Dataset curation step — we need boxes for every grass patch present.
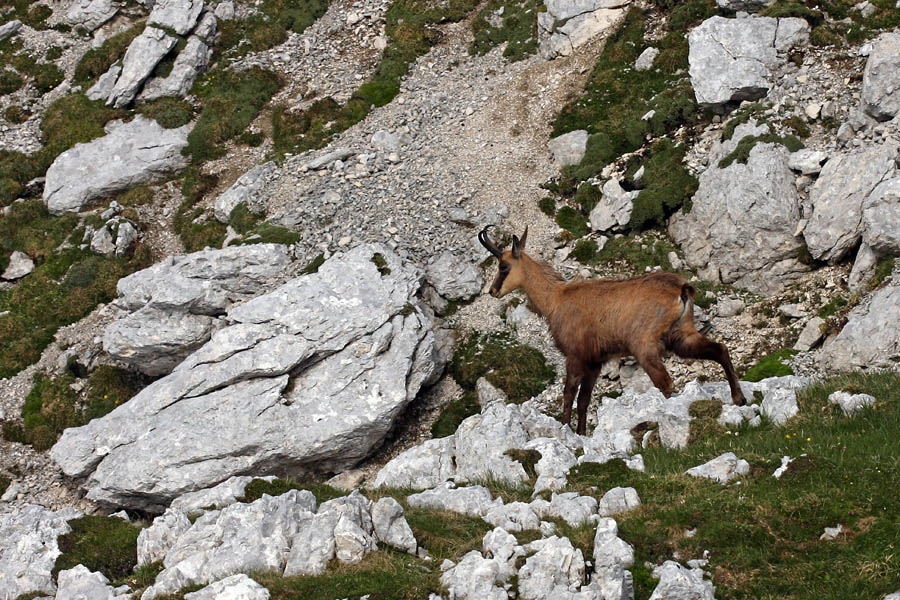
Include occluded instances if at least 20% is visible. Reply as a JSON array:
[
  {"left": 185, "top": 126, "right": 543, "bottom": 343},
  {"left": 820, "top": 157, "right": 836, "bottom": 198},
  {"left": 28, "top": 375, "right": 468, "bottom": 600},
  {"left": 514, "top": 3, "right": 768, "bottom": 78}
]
[
  {"left": 185, "top": 67, "right": 283, "bottom": 163},
  {"left": 600, "top": 371, "right": 900, "bottom": 600},
  {"left": 628, "top": 138, "right": 697, "bottom": 230},
  {"left": 817, "top": 296, "right": 848, "bottom": 320},
  {"left": 217, "top": 0, "right": 327, "bottom": 58},
  {"left": 555, "top": 205, "right": 589, "bottom": 238},
  {"left": 0, "top": 474, "right": 9, "bottom": 497},
  {"left": 742, "top": 348, "right": 799, "bottom": 382},
  {"left": 469, "top": 0, "right": 540, "bottom": 62},
  {"left": 0, "top": 199, "right": 78, "bottom": 270},
  {"left": 449, "top": 331, "right": 555, "bottom": 403},
  {"left": 54, "top": 516, "right": 141, "bottom": 581},
  {"left": 718, "top": 133, "right": 804, "bottom": 169},
  {"left": 301, "top": 252, "right": 326, "bottom": 274},
  {"left": 85, "top": 365, "right": 145, "bottom": 421},
  {"left": 137, "top": 97, "right": 195, "bottom": 129},
  {"left": 430, "top": 391, "right": 479, "bottom": 438},
  {"left": 4, "top": 104, "right": 30, "bottom": 122},
  {"left": 0, "top": 245, "right": 151, "bottom": 379},
  {"left": 0, "top": 0, "right": 53, "bottom": 29},
  {"left": 175, "top": 167, "right": 226, "bottom": 251},
  {"left": 571, "top": 231, "right": 675, "bottom": 273},
  {"left": 721, "top": 103, "right": 766, "bottom": 141},
  {"left": 405, "top": 507, "right": 492, "bottom": 561},
  {"left": 239, "top": 478, "right": 346, "bottom": 504},
  {"left": 538, "top": 196, "right": 556, "bottom": 217},
  {"left": 228, "top": 203, "right": 301, "bottom": 246},
  {"left": 867, "top": 255, "right": 895, "bottom": 291},
  {"left": 271, "top": 0, "right": 477, "bottom": 156}
]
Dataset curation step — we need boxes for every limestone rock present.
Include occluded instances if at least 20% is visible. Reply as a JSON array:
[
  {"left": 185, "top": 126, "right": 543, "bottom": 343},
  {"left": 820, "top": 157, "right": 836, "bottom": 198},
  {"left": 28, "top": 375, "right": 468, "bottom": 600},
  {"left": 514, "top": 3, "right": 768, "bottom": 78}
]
[
  {"left": 214, "top": 163, "right": 276, "bottom": 223},
  {"left": 0, "top": 505, "right": 82, "bottom": 599},
  {"left": 538, "top": 0, "right": 629, "bottom": 60},
  {"left": 828, "top": 391, "right": 876, "bottom": 416},
  {"left": 635, "top": 47, "right": 658, "bottom": 71},
  {"left": 793, "top": 317, "right": 825, "bottom": 351},
  {"left": 598, "top": 487, "right": 641, "bottom": 516},
  {"left": 373, "top": 436, "right": 456, "bottom": 489},
  {"left": 761, "top": 388, "right": 798, "bottom": 426},
  {"left": 86, "top": 65, "right": 121, "bottom": 101},
  {"left": 65, "top": 0, "right": 117, "bottom": 31},
  {"left": 182, "top": 574, "right": 270, "bottom": 600},
  {"left": 140, "top": 35, "right": 211, "bottom": 101},
  {"left": 526, "top": 437, "right": 578, "bottom": 495},
  {"left": 371, "top": 497, "right": 417, "bottom": 554},
  {"left": 589, "top": 178, "right": 639, "bottom": 232},
  {"left": 787, "top": 149, "right": 828, "bottom": 175},
  {"left": 688, "top": 16, "right": 809, "bottom": 109},
  {"left": 518, "top": 536, "right": 585, "bottom": 600},
  {"left": 407, "top": 483, "right": 500, "bottom": 518},
  {"left": 2, "top": 250, "right": 34, "bottom": 280},
  {"left": 107, "top": 27, "right": 179, "bottom": 108},
  {"left": 170, "top": 475, "right": 275, "bottom": 516},
  {"left": 137, "top": 508, "right": 192, "bottom": 566},
  {"left": 861, "top": 32, "right": 900, "bottom": 121},
  {"left": 483, "top": 502, "right": 541, "bottom": 532},
  {"left": 649, "top": 561, "right": 715, "bottom": 600},
  {"left": 282, "top": 513, "right": 338, "bottom": 577},
  {"left": 56, "top": 565, "right": 131, "bottom": 600},
  {"left": 454, "top": 401, "right": 531, "bottom": 485},
  {"left": 669, "top": 140, "right": 807, "bottom": 295},
  {"left": 685, "top": 452, "right": 750, "bottom": 483},
  {"left": 371, "top": 130, "right": 401, "bottom": 152},
  {"left": 819, "top": 281, "right": 900, "bottom": 371},
  {"left": 44, "top": 116, "right": 189, "bottom": 215},
  {"left": 531, "top": 492, "right": 598, "bottom": 527},
  {"left": 804, "top": 143, "right": 898, "bottom": 264},
  {"left": 148, "top": 0, "right": 205, "bottom": 35},
  {"left": 548, "top": 130, "right": 589, "bottom": 166},
  {"left": 52, "top": 245, "right": 441, "bottom": 509},
  {"left": 0, "top": 20, "right": 22, "bottom": 42},
  {"left": 715, "top": 0, "right": 775, "bottom": 11},
  {"left": 862, "top": 177, "right": 900, "bottom": 255},
  {"left": 425, "top": 250, "right": 484, "bottom": 301},
  {"left": 440, "top": 550, "right": 508, "bottom": 600}
]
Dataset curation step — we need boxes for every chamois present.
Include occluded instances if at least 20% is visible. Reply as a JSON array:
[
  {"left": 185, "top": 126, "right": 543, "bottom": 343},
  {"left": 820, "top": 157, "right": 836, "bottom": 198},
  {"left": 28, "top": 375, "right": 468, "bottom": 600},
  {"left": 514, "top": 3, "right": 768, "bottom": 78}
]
[{"left": 479, "top": 225, "right": 746, "bottom": 435}]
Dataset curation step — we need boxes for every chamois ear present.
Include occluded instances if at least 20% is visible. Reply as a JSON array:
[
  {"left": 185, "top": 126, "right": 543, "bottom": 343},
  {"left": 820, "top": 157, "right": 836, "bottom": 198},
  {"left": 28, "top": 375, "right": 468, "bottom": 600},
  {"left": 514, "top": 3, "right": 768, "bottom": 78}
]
[{"left": 512, "top": 226, "right": 528, "bottom": 258}]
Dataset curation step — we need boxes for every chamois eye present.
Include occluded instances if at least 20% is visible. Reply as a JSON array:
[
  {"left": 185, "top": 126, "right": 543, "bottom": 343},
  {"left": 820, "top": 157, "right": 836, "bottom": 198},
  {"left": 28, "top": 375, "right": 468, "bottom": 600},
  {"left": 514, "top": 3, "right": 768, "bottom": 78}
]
[{"left": 499, "top": 263, "right": 510, "bottom": 273}]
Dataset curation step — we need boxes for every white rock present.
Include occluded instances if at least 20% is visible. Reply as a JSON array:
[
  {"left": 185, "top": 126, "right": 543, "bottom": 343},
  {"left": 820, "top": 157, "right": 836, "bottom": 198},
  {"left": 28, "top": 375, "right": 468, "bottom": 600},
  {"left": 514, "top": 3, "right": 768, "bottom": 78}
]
[
  {"left": 828, "top": 391, "right": 875, "bottom": 416},
  {"left": 685, "top": 452, "right": 750, "bottom": 483},
  {"left": 598, "top": 487, "right": 641, "bottom": 516},
  {"left": 2, "top": 251, "right": 34, "bottom": 280},
  {"left": 407, "top": 483, "right": 500, "bottom": 518},
  {"left": 547, "top": 129, "right": 589, "bottom": 166},
  {"left": 649, "top": 561, "right": 715, "bottom": 600},
  {"left": 760, "top": 388, "right": 799, "bottom": 426},
  {"left": 183, "top": 574, "right": 269, "bottom": 600}
]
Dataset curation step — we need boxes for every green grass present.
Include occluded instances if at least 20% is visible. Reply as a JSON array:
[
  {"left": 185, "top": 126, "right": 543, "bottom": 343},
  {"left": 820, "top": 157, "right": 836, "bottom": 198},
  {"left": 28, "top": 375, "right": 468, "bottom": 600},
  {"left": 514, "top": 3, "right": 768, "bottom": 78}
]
[
  {"left": 137, "top": 97, "right": 195, "bottom": 129},
  {"left": 271, "top": 0, "right": 477, "bottom": 156},
  {"left": 185, "top": 67, "right": 283, "bottom": 163},
  {"left": 718, "top": 133, "right": 804, "bottom": 169},
  {"left": 217, "top": 0, "right": 327, "bottom": 58},
  {"left": 174, "top": 167, "right": 226, "bottom": 251},
  {"left": 555, "top": 205, "right": 589, "bottom": 237},
  {"left": 54, "top": 516, "right": 141, "bottom": 581},
  {"left": 84, "top": 365, "right": 145, "bottom": 421},
  {"left": 571, "top": 231, "right": 676, "bottom": 273},
  {"left": 568, "top": 371, "right": 900, "bottom": 599},
  {"left": 0, "top": 245, "right": 151, "bottom": 379},
  {"left": 0, "top": 199, "right": 78, "bottom": 272},
  {"left": 627, "top": 138, "right": 697, "bottom": 230},
  {"left": 817, "top": 296, "right": 848, "bottom": 319},
  {"left": 0, "top": 0, "right": 53, "bottom": 29},
  {"left": 239, "top": 478, "right": 346, "bottom": 504},
  {"left": 228, "top": 203, "right": 301, "bottom": 246},
  {"left": 3, "top": 104, "right": 30, "bottom": 122},
  {"left": 449, "top": 331, "right": 555, "bottom": 403},
  {"left": 469, "top": 0, "right": 540, "bottom": 62},
  {"left": 0, "top": 474, "right": 9, "bottom": 497},
  {"left": 431, "top": 391, "right": 479, "bottom": 438},
  {"left": 742, "top": 349, "right": 799, "bottom": 382}
]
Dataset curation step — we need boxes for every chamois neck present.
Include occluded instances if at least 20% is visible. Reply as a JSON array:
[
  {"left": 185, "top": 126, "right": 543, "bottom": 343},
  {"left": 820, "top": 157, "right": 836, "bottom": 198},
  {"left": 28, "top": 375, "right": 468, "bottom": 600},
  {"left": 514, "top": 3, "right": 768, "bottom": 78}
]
[{"left": 518, "top": 254, "right": 562, "bottom": 318}]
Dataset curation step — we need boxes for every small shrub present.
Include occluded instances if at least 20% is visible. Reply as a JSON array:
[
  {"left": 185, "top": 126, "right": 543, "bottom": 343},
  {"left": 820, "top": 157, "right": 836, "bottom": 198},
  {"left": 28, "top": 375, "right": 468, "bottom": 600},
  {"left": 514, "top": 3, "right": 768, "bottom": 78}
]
[
  {"left": 629, "top": 139, "right": 697, "bottom": 229},
  {"left": 54, "top": 516, "right": 140, "bottom": 580},
  {"left": 555, "top": 205, "right": 589, "bottom": 238},
  {"left": 742, "top": 348, "right": 799, "bottom": 382},
  {"left": 538, "top": 196, "right": 556, "bottom": 217},
  {"left": 85, "top": 365, "right": 144, "bottom": 421},
  {"left": 31, "top": 63, "right": 63, "bottom": 94},
  {"left": 175, "top": 168, "right": 225, "bottom": 251},
  {"left": 573, "top": 233, "right": 676, "bottom": 273},
  {"left": 573, "top": 183, "right": 601, "bottom": 214}
]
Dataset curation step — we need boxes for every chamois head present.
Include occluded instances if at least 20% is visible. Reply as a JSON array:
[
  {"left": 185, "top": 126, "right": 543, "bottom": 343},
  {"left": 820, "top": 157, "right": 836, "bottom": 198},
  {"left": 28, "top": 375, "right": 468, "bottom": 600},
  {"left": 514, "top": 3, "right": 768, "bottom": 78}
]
[{"left": 479, "top": 225, "right": 528, "bottom": 298}]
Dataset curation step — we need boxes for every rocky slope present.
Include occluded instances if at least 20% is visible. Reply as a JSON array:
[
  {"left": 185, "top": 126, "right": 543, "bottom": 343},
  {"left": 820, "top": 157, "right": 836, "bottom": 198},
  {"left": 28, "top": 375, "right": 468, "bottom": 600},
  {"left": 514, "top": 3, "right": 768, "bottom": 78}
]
[{"left": 1, "top": 0, "right": 900, "bottom": 597}]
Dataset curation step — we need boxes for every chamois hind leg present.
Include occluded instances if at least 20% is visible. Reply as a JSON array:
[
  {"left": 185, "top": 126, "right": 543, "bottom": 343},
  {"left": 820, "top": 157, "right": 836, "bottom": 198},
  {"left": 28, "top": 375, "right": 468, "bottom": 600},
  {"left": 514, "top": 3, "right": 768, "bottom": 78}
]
[
  {"left": 672, "top": 331, "right": 746, "bottom": 406},
  {"left": 575, "top": 367, "right": 600, "bottom": 435},
  {"left": 634, "top": 348, "right": 674, "bottom": 398},
  {"left": 561, "top": 358, "right": 584, "bottom": 430}
]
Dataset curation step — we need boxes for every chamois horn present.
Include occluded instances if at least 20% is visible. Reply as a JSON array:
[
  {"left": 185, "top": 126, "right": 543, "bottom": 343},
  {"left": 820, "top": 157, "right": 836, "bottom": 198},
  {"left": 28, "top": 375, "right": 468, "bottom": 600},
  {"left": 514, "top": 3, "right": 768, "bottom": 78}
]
[{"left": 478, "top": 225, "right": 503, "bottom": 259}]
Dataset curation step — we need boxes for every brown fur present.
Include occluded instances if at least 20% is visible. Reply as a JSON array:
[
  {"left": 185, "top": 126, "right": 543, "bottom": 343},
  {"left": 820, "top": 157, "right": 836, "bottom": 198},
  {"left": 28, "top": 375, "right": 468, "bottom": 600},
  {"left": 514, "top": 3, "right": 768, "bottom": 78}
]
[{"left": 486, "top": 230, "right": 746, "bottom": 435}]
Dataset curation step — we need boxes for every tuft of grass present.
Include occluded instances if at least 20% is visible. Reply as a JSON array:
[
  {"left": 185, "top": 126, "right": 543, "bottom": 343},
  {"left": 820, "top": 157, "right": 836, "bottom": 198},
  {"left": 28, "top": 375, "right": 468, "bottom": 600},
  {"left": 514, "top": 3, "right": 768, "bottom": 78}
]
[
  {"left": 73, "top": 22, "right": 145, "bottom": 88},
  {"left": 469, "top": 0, "right": 540, "bottom": 62},
  {"left": 538, "top": 196, "right": 556, "bottom": 217},
  {"left": 405, "top": 507, "right": 492, "bottom": 562},
  {"left": 17, "top": 373, "right": 80, "bottom": 451},
  {"left": 449, "top": 331, "right": 555, "bottom": 404},
  {"left": 604, "top": 371, "right": 900, "bottom": 600},
  {"left": 4, "top": 104, "right": 30, "bottom": 122},
  {"left": 0, "top": 474, "right": 9, "bottom": 497},
  {"left": 742, "top": 348, "right": 799, "bottom": 382},
  {"left": 185, "top": 67, "right": 283, "bottom": 163},
  {"left": 817, "top": 296, "right": 848, "bottom": 320},
  {"left": 85, "top": 365, "right": 144, "bottom": 421},
  {"left": 867, "top": 255, "right": 895, "bottom": 291},
  {"left": 628, "top": 138, "right": 697, "bottom": 230},
  {"left": 137, "top": 97, "right": 195, "bottom": 129},
  {"left": 721, "top": 103, "right": 765, "bottom": 141},
  {"left": 228, "top": 203, "right": 301, "bottom": 246},
  {"left": 555, "top": 205, "right": 589, "bottom": 238},
  {"left": 0, "top": 0, "right": 53, "bottom": 29},
  {"left": 54, "top": 516, "right": 141, "bottom": 581},
  {"left": 572, "top": 232, "right": 675, "bottom": 273},
  {"left": 0, "top": 200, "right": 78, "bottom": 269},
  {"left": 0, "top": 67, "right": 24, "bottom": 95},
  {"left": 300, "top": 252, "right": 326, "bottom": 275},
  {"left": 239, "top": 478, "right": 346, "bottom": 504},
  {"left": 718, "top": 133, "right": 804, "bottom": 169},
  {"left": 174, "top": 167, "right": 225, "bottom": 251},
  {"left": 431, "top": 391, "right": 479, "bottom": 438}
]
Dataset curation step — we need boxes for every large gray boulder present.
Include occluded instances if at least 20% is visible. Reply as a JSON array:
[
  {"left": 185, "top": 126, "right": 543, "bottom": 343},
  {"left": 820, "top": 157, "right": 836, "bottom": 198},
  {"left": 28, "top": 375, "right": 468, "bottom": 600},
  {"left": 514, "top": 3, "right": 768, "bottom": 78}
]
[
  {"left": 65, "top": 0, "right": 117, "bottom": 31},
  {"left": 52, "top": 245, "right": 443, "bottom": 509},
  {"left": 44, "top": 116, "right": 190, "bottom": 215},
  {"left": 548, "top": 130, "right": 589, "bottom": 166},
  {"left": 425, "top": 250, "right": 484, "bottom": 301},
  {"left": 804, "top": 143, "right": 898, "bottom": 263},
  {"left": 148, "top": 0, "right": 205, "bottom": 35},
  {"left": 0, "top": 505, "right": 82, "bottom": 599},
  {"left": 861, "top": 32, "right": 900, "bottom": 121},
  {"left": 862, "top": 177, "right": 900, "bottom": 255},
  {"left": 669, "top": 136, "right": 807, "bottom": 295},
  {"left": 56, "top": 565, "right": 132, "bottom": 600},
  {"left": 819, "top": 280, "right": 900, "bottom": 371},
  {"left": 688, "top": 16, "right": 809, "bottom": 109},
  {"left": 538, "top": 0, "right": 630, "bottom": 60},
  {"left": 107, "top": 27, "right": 179, "bottom": 108},
  {"left": 102, "top": 244, "right": 291, "bottom": 375}
]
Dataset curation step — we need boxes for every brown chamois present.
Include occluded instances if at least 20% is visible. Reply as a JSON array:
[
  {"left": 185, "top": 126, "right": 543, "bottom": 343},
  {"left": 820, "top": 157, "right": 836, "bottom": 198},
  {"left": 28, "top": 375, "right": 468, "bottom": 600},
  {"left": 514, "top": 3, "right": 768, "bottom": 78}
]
[{"left": 479, "top": 225, "right": 746, "bottom": 435}]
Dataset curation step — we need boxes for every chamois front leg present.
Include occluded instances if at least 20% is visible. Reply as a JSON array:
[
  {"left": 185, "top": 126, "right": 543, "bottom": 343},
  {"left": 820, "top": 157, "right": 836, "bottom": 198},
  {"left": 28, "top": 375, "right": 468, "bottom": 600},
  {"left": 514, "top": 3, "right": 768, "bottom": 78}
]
[
  {"left": 634, "top": 348, "right": 674, "bottom": 398},
  {"left": 561, "top": 358, "right": 584, "bottom": 430}
]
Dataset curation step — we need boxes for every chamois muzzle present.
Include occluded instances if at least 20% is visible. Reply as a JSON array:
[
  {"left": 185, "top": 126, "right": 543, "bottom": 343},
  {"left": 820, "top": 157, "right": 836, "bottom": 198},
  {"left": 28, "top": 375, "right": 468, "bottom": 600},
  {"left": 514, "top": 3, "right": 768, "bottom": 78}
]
[{"left": 478, "top": 225, "right": 503, "bottom": 259}]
